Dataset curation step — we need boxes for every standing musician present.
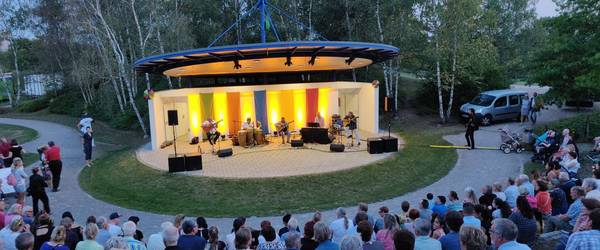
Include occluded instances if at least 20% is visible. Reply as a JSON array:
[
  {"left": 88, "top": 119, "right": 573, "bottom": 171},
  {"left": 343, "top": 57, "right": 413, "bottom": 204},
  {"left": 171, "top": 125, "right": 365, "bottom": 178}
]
[
  {"left": 344, "top": 111, "right": 360, "bottom": 146},
  {"left": 314, "top": 112, "right": 325, "bottom": 128},
  {"left": 202, "top": 118, "right": 221, "bottom": 153},
  {"left": 328, "top": 114, "right": 343, "bottom": 142},
  {"left": 275, "top": 117, "right": 292, "bottom": 144}
]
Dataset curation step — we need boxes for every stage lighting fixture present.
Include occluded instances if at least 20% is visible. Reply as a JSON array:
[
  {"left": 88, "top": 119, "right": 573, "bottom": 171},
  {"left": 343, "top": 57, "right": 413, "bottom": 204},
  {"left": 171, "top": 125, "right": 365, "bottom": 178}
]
[
  {"left": 284, "top": 56, "right": 293, "bottom": 66},
  {"left": 308, "top": 55, "right": 317, "bottom": 65},
  {"left": 233, "top": 59, "right": 242, "bottom": 69}
]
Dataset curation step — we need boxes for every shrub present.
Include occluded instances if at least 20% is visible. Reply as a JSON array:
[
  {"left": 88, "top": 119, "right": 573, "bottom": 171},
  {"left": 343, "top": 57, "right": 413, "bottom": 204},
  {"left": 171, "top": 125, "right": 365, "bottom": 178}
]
[{"left": 17, "top": 97, "right": 50, "bottom": 112}]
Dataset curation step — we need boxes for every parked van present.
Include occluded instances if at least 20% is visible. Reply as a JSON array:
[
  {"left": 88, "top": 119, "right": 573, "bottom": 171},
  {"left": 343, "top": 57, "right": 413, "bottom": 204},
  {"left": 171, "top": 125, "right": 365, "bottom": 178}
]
[{"left": 460, "top": 89, "right": 528, "bottom": 126}]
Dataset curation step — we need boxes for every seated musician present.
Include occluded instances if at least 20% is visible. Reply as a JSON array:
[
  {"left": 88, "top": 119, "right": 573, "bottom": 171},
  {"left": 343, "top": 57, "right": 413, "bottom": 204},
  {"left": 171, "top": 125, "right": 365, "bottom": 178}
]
[
  {"left": 275, "top": 117, "right": 291, "bottom": 144},
  {"left": 204, "top": 118, "right": 221, "bottom": 152},
  {"left": 314, "top": 112, "right": 325, "bottom": 128},
  {"left": 242, "top": 117, "right": 255, "bottom": 130},
  {"left": 344, "top": 111, "right": 360, "bottom": 146},
  {"left": 328, "top": 114, "right": 343, "bottom": 141}
]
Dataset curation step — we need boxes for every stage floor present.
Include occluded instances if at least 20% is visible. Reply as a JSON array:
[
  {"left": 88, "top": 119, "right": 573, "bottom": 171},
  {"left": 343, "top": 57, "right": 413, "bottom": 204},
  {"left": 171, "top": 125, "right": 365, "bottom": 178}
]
[{"left": 136, "top": 132, "right": 402, "bottom": 178}]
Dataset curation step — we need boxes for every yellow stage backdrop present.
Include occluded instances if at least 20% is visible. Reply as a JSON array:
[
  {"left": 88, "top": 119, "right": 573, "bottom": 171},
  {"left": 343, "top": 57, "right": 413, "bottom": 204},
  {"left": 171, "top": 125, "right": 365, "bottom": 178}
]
[
  {"left": 187, "top": 94, "right": 201, "bottom": 137},
  {"left": 213, "top": 92, "right": 229, "bottom": 135},
  {"left": 293, "top": 89, "right": 306, "bottom": 130},
  {"left": 279, "top": 90, "right": 294, "bottom": 129},
  {"left": 318, "top": 88, "right": 330, "bottom": 127},
  {"left": 240, "top": 92, "right": 255, "bottom": 124},
  {"left": 267, "top": 91, "right": 281, "bottom": 131}
]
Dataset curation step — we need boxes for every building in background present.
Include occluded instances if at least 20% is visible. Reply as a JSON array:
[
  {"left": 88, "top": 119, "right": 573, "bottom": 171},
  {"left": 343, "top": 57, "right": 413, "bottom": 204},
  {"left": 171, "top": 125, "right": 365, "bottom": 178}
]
[{"left": 23, "top": 74, "right": 64, "bottom": 96}]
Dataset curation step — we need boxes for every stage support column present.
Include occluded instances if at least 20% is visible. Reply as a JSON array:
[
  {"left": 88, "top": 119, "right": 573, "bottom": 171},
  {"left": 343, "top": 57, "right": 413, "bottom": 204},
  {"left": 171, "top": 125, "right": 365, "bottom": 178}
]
[
  {"left": 306, "top": 88, "right": 318, "bottom": 126},
  {"left": 148, "top": 97, "right": 159, "bottom": 150},
  {"left": 227, "top": 92, "right": 241, "bottom": 136},
  {"left": 359, "top": 83, "right": 379, "bottom": 134},
  {"left": 254, "top": 90, "right": 268, "bottom": 133},
  {"left": 328, "top": 89, "right": 339, "bottom": 123}
]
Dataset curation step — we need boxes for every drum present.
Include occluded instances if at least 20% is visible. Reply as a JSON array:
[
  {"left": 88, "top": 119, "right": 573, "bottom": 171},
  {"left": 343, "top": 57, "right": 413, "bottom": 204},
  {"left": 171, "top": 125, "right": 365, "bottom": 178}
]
[
  {"left": 245, "top": 128, "right": 255, "bottom": 145},
  {"left": 238, "top": 130, "right": 248, "bottom": 147},
  {"left": 254, "top": 129, "right": 264, "bottom": 145}
]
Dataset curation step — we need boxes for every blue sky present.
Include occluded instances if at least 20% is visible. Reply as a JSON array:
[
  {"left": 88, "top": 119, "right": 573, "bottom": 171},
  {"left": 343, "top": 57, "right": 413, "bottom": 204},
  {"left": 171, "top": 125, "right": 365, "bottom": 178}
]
[{"left": 535, "top": 0, "right": 558, "bottom": 18}]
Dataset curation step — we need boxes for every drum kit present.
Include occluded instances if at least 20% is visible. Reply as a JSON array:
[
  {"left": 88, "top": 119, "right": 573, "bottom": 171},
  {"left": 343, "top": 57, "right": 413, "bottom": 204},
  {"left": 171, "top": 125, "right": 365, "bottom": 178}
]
[{"left": 236, "top": 128, "right": 266, "bottom": 147}]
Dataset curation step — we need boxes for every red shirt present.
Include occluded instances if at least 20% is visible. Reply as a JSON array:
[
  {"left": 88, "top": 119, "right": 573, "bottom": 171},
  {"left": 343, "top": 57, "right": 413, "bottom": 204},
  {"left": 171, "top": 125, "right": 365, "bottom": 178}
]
[
  {"left": 45, "top": 146, "right": 61, "bottom": 161},
  {"left": 536, "top": 191, "right": 552, "bottom": 215},
  {"left": 0, "top": 143, "right": 10, "bottom": 157}
]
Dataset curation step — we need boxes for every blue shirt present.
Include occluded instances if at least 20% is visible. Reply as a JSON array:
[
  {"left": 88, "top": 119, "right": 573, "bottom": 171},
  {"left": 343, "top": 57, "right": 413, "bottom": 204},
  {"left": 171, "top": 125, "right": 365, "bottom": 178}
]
[
  {"left": 124, "top": 236, "right": 147, "bottom": 250},
  {"left": 462, "top": 216, "right": 481, "bottom": 229},
  {"left": 419, "top": 209, "right": 433, "bottom": 221},
  {"left": 505, "top": 185, "right": 519, "bottom": 208},
  {"left": 414, "top": 236, "right": 441, "bottom": 250},
  {"left": 566, "top": 230, "right": 600, "bottom": 250},
  {"left": 519, "top": 182, "right": 535, "bottom": 198},
  {"left": 446, "top": 201, "right": 462, "bottom": 212},
  {"left": 177, "top": 234, "right": 207, "bottom": 250},
  {"left": 316, "top": 240, "right": 339, "bottom": 250},
  {"left": 566, "top": 199, "right": 582, "bottom": 226},
  {"left": 550, "top": 188, "right": 568, "bottom": 216},
  {"left": 432, "top": 204, "right": 448, "bottom": 217},
  {"left": 439, "top": 232, "right": 460, "bottom": 250},
  {"left": 498, "top": 241, "right": 531, "bottom": 250},
  {"left": 96, "top": 229, "right": 111, "bottom": 246}
]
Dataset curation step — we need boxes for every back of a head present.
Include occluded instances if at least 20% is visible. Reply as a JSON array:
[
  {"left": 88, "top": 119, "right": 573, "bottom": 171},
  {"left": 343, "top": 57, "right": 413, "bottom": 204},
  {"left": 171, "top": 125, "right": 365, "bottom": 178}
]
[
  {"left": 393, "top": 230, "right": 415, "bottom": 250},
  {"left": 105, "top": 236, "right": 128, "bottom": 249},
  {"left": 426, "top": 193, "right": 434, "bottom": 200},
  {"left": 591, "top": 208, "right": 600, "bottom": 230},
  {"left": 287, "top": 217, "right": 299, "bottom": 231},
  {"left": 445, "top": 211, "right": 463, "bottom": 232},
  {"left": 463, "top": 202, "right": 475, "bottom": 215},
  {"left": 162, "top": 225, "right": 180, "bottom": 246},
  {"left": 420, "top": 199, "right": 429, "bottom": 209},
  {"left": 414, "top": 218, "right": 431, "bottom": 237},
  {"left": 313, "top": 222, "right": 332, "bottom": 243},
  {"left": 459, "top": 226, "right": 487, "bottom": 250},
  {"left": 196, "top": 216, "right": 208, "bottom": 229},
  {"left": 383, "top": 213, "right": 397, "bottom": 230},
  {"left": 303, "top": 221, "right": 315, "bottom": 239},
  {"left": 354, "top": 211, "right": 369, "bottom": 225},
  {"left": 401, "top": 201, "right": 410, "bottom": 212},
  {"left": 492, "top": 218, "right": 518, "bottom": 242},
  {"left": 583, "top": 178, "right": 598, "bottom": 190},
  {"left": 356, "top": 221, "right": 372, "bottom": 242},
  {"left": 15, "top": 232, "right": 34, "bottom": 250},
  {"left": 340, "top": 235, "right": 363, "bottom": 250},
  {"left": 262, "top": 225, "right": 277, "bottom": 242},
  {"left": 51, "top": 225, "right": 67, "bottom": 243},
  {"left": 284, "top": 232, "right": 301, "bottom": 249},
  {"left": 85, "top": 223, "right": 99, "bottom": 240},
  {"left": 233, "top": 217, "right": 246, "bottom": 232},
  {"left": 208, "top": 226, "right": 220, "bottom": 243},
  {"left": 122, "top": 221, "right": 137, "bottom": 237},
  {"left": 408, "top": 209, "right": 420, "bottom": 220},
  {"left": 235, "top": 227, "right": 252, "bottom": 249},
  {"left": 282, "top": 214, "right": 292, "bottom": 225},
  {"left": 60, "top": 217, "right": 73, "bottom": 229},
  {"left": 358, "top": 203, "right": 369, "bottom": 212},
  {"left": 182, "top": 219, "right": 197, "bottom": 235}
]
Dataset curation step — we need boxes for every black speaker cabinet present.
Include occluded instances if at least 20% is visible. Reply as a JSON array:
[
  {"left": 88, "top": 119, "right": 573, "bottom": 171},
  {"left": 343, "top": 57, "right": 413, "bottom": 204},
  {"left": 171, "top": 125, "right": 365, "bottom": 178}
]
[
  {"left": 291, "top": 140, "right": 304, "bottom": 147},
  {"left": 381, "top": 136, "right": 398, "bottom": 152},
  {"left": 185, "top": 153, "right": 202, "bottom": 171},
  {"left": 217, "top": 148, "right": 233, "bottom": 157},
  {"left": 367, "top": 138, "right": 385, "bottom": 154},
  {"left": 330, "top": 143, "right": 345, "bottom": 152},
  {"left": 168, "top": 154, "right": 185, "bottom": 172},
  {"left": 167, "top": 110, "right": 179, "bottom": 126}
]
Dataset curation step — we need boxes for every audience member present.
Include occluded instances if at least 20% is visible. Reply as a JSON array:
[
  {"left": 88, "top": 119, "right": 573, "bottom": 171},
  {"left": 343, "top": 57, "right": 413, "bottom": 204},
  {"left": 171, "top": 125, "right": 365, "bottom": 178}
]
[
  {"left": 163, "top": 225, "right": 180, "bottom": 250},
  {"left": 375, "top": 214, "right": 397, "bottom": 250},
  {"left": 572, "top": 198, "right": 600, "bottom": 232},
  {"left": 0, "top": 200, "right": 5, "bottom": 229},
  {"left": 516, "top": 174, "right": 535, "bottom": 198},
  {"left": 15, "top": 232, "right": 34, "bottom": 250},
  {"left": 128, "top": 216, "right": 144, "bottom": 241},
  {"left": 492, "top": 198, "right": 512, "bottom": 219},
  {"left": 314, "top": 222, "right": 339, "bottom": 250},
  {"left": 418, "top": 200, "right": 432, "bottom": 221},
  {"left": 461, "top": 203, "right": 481, "bottom": 229},
  {"left": 439, "top": 211, "right": 462, "bottom": 250},
  {"left": 122, "top": 220, "right": 146, "bottom": 250},
  {"left": 459, "top": 226, "right": 487, "bottom": 250},
  {"left": 108, "top": 212, "right": 123, "bottom": 237},
  {"left": 147, "top": 221, "right": 173, "bottom": 250},
  {"left": 550, "top": 179, "right": 569, "bottom": 216},
  {"left": 447, "top": 191, "right": 462, "bottom": 212},
  {"left": 545, "top": 186, "right": 585, "bottom": 232},
  {"left": 177, "top": 219, "right": 207, "bottom": 250},
  {"left": 432, "top": 196, "right": 448, "bottom": 217},
  {"left": 75, "top": 223, "right": 103, "bottom": 250},
  {"left": 505, "top": 178, "right": 519, "bottom": 208},
  {"left": 392, "top": 230, "right": 414, "bottom": 250},
  {"left": 285, "top": 232, "right": 301, "bottom": 250},
  {"left": 281, "top": 218, "right": 300, "bottom": 242},
  {"left": 340, "top": 236, "right": 362, "bottom": 250},
  {"left": 404, "top": 209, "right": 420, "bottom": 235},
  {"left": 301, "top": 221, "right": 318, "bottom": 250},
  {"left": 464, "top": 187, "right": 479, "bottom": 205},
  {"left": 559, "top": 172, "right": 576, "bottom": 204},
  {"left": 583, "top": 178, "right": 600, "bottom": 200},
  {"left": 196, "top": 216, "right": 209, "bottom": 239},
  {"left": 508, "top": 196, "right": 537, "bottom": 245},
  {"left": 413, "top": 218, "right": 441, "bottom": 250},
  {"left": 0, "top": 216, "right": 28, "bottom": 250},
  {"left": 40, "top": 225, "right": 69, "bottom": 250},
  {"left": 493, "top": 182, "right": 507, "bottom": 201},
  {"left": 104, "top": 237, "right": 129, "bottom": 250},
  {"left": 431, "top": 215, "right": 445, "bottom": 240},
  {"left": 32, "top": 211, "right": 53, "bottom": 250},
  {"left": 226, "top": 217, "right": 246, "bottom": 250},
  {"left": 490, "top": 219, "right": 531, "bottom": 250},
  {"left": 257, "top": 225, "right": 285, "bottom": 250},
  {"left": 279, "top": 214, "right": 294, "bottom": 236},
  {"left": 95, "top": 216, "right": 111, "bottom": 246},
  {"left": 565, "top": 208, "right": 600, "bottom": 249},
  {"left": 330, "top": 208, "right": 353, "bottom": 244},
  {"left": 426, "top": 193, "right": 435, "bottom": 210},
  {"left": 374, "top": 206, "right": 388, "bottom": 233},
  {"left": 356, "top": 221, "right": 383, "bottom": 250},
  {"left": 357, "top": 203, "right": 375, "bottom": 226}
]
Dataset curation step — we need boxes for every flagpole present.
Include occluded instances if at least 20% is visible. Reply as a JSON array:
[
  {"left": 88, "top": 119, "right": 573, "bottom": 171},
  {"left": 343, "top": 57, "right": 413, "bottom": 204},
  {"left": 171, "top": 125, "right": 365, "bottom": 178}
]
[{"left": 260, "top": 0, "right": 266, "bottom": 43}]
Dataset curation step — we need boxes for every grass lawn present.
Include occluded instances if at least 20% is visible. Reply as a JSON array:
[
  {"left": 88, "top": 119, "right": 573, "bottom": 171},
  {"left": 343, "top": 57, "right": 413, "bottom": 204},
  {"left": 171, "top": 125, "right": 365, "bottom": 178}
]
[
  {"left": 79, "top": 117, "right": 461, "bottom": 217},
  {"left": 0, "top": 124, "right": 38, "bottom": 144},
  {"left": 23, "top": 153, "right": 39, "bottom": 166}
]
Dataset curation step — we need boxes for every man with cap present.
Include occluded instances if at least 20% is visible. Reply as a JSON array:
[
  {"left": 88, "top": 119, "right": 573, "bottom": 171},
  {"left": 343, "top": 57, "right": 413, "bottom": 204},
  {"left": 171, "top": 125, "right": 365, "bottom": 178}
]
[{"left": 108, "top": 212, "right": 123, "bottom": 237}]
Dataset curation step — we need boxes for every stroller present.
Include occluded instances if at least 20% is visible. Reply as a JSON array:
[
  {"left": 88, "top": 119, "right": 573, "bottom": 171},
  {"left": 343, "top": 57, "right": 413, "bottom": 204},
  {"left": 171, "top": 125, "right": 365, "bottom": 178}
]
[{"left": 499, "top": 128, "right": 524, "bottom": 154}]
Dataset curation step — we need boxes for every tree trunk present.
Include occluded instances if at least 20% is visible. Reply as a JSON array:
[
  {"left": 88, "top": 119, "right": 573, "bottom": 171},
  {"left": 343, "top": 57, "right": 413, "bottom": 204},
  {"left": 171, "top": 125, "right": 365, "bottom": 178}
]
[
  {"left": 94, "top": 39, "right": 125, "bottom": 112},
  {"left": 435, "top": 39, "right": 445, "bottom": 123},
  {"left": 344, "top": 0, "right": 352, "bottom": 40},
  {"left": 156, "top": 28, "right": 173, "bottom": 89},
  {"left": 446, "top": 32, "right": 458, "bottom": 120},
  {"left": 0, "top": 67, "right": 13, "bottom": 106},
  {"left": 10, "top": 39, "right": 21, "bottom": 105}
]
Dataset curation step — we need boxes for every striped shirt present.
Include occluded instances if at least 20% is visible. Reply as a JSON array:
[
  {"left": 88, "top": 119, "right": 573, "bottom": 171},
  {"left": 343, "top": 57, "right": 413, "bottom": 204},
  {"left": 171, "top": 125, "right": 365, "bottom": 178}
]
[{"left": 124, "top": 236, "right": 147, "bottom": 250}]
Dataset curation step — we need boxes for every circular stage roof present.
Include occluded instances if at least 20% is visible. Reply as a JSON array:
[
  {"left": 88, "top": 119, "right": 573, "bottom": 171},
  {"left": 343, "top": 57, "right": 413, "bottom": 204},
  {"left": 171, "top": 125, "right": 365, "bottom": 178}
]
[{"left": 134, "top": 41, "right": 399, "bottom": 77}]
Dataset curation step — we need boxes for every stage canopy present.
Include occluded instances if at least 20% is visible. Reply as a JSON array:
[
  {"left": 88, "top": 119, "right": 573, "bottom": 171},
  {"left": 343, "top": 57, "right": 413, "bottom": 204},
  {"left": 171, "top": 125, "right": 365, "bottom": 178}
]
[{"left": 134, "top": 41, "right": 399, "bottom": 78}]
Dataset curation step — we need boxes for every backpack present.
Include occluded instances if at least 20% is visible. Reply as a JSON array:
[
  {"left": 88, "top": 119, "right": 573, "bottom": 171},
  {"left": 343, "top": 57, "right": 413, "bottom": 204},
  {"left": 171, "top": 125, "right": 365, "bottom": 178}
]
[{"left": 7, "top": 173, "right": 17, "bottom": 186}]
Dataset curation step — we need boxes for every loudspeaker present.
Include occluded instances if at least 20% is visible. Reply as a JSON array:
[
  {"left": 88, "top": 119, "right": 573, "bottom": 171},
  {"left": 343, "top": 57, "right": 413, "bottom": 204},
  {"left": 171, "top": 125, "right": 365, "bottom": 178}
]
[
  {"left": 330, "top": 143, "right": 345, "bottom": 152},
  {"left": 185, "top": 153, "right": 202, "bottom": 171},
  {"left": 291, "top": 140, "right": 304, "bottom": 147},
  {"left": 168, "top": 154, "right": 185, "bottom": 173},
  {"left": 381, "top": 136, "right": 398, "bottom": 152},
  {"left": 217, "top": 148, "right": 233, "bottom": 157},
  {"left": 167, "top": 110, "right": 178, "bottom": 126},
  {"left": 190, "top": 137, "right": 199, "bottom": 145},
  {"left": 367, "top": 138, "right": 385, "bottom": 154}
]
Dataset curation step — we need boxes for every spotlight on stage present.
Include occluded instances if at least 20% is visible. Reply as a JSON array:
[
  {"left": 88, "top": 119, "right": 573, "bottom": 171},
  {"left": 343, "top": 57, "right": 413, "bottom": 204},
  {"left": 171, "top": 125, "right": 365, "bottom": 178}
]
[
  {"left": 284, "top": 56, "right": 293, "bottom": 66},
  {"left": 233, "top": 59, "right": 242, "bottom": 69},
  {"left": 308, "top": 55, "right": 317, "bottom": 65}
]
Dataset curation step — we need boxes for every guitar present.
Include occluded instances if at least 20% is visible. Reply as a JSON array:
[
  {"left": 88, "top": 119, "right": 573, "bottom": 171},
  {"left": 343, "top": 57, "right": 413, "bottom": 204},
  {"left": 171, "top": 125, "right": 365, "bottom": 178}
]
[
  {"left": 343, "top": 116, "right": 359, "bottom": 127},
  {"left": 276, "top": 120, "right": 294, "bottom": 133}
]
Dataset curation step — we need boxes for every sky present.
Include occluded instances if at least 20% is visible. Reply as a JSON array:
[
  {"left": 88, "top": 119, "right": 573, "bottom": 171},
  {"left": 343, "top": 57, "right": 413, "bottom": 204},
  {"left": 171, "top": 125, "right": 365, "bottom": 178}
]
[{"left": 535, "top": 0, "right": 559, "bottom": 18}]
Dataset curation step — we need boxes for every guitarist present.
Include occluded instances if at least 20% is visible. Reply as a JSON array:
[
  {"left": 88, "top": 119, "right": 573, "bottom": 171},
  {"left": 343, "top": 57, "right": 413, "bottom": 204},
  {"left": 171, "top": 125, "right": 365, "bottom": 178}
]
[
  {"left": 344, "top": 111, "right": 360, "bottom": 146},
  {"left": 203, "top": 118, "right": 222, "bottom": 152},
  {"left": 275, "top": 117, "right": 292, "bottom": 144}
]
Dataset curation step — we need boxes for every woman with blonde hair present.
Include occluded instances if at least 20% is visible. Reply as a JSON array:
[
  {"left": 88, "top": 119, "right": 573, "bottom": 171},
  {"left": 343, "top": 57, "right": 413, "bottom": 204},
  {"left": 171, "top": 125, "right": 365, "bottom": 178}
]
[
  {"left": 4, "top": 203, "right": 23, "bottom": 225},
  {"left": 330, "top": 208, "right": 353, "bottom": 244},
  {"left": 463, "top": 187, "right": 479, "bottom": 205},
  {"left": 11, "top": 157, "right": 28, "bottom": 205},
  {"left": 0, "top": 215, "right": 28, "bottom": 250},
  {"left": 40, "top": 225, "right": 70, "bottom": 249},
  {"left": 376, "top": 214, "right": 398, "bottom": 250},
  {"left": 459, "top": 226, "right": 487, "bottom": 250},
  {"left": 76, "top": 223, "right": 104, "bottom": 250}
]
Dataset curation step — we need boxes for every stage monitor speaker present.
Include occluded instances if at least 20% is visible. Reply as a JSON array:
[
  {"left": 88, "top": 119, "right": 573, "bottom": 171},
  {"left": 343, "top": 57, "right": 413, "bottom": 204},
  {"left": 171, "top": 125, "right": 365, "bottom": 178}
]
[
  {"left": 217, "top": 148, "right": 233, "bottom": 157},
  {"left": 185, "top": 153, "right": 202, "bottom": 171},
  {"left": 167, "top": 110, "right": 179, "bottom": 126},
  {"left": 381, "top": 136, "right": 399, "bottom": 152},
  {"left": 367, "top": 138, "right": 385, "bottom": 154},
  {"left": 168, "top": 154, "right": 185, "bottom": 173},
  {"left": 330, "top": 143, "right": 345, "bottom": 152},
  {"left": 307, "top": 122, "right": 320, "bottom": 128},
  {"left": 190, "top": 137, "right": 199, "bottom": 145},
  {"left": 291, "top": 140, "right": 304, "bottom": 147}
]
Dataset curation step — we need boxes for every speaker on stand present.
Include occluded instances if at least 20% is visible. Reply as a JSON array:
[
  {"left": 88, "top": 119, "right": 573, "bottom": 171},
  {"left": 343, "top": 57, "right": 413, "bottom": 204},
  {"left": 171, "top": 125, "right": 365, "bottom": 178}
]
[{"left": 167, "top": 110, "right": 183, "bottom": 171}]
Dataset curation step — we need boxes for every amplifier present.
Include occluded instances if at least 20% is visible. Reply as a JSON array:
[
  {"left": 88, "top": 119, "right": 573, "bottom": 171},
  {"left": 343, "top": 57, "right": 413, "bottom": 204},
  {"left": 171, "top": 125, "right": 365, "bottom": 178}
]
[
  {"left": 367, "top": 138, "right": 385, "bottom": 154},
  {"left": 168, "top": 154, "right": 186, "bottom": 173},
  {"left": 330, "top": 143, "right": 345, "bottom": 152},
  {"left": 381, "top": 136, "right": 398, "bottom": 152},
  {"left": 291, "top": 140, "right": 304, "bottom": 147},
  {"left": 185, "top": 153, "right": 202, "bottom": 171},
  {"left": 217, "top": 148, "right": 233, "bottom": 157}
]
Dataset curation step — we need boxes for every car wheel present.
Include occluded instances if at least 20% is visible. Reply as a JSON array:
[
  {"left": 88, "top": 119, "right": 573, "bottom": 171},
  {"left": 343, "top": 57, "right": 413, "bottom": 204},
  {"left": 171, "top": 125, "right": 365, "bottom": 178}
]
[{"left": 481, "top": 115, "right": 492, "bottom": 126}]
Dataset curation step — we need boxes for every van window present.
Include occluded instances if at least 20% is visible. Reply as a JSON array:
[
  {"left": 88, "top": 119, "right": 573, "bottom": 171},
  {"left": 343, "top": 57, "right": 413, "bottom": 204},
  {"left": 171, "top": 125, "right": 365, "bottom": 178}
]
[
  {"left": 494, "top": 96, "right": 507, "bottom": 107},
  {"left": 470, "top": 94, "right": 495, "bottom": 106},
  {"left": 509, "top": 95, "right": 520, "bottom": 106}
]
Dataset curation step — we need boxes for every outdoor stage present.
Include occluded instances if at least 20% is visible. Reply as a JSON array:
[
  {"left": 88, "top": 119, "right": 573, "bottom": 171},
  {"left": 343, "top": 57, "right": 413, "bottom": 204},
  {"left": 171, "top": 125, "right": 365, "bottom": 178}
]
[{"left": 136, "top": 130, "right": 402, "bottom": 178}]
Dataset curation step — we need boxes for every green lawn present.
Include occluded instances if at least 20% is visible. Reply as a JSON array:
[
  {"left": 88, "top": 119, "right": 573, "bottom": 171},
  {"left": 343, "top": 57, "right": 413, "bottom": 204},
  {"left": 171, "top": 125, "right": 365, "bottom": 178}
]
[
  {"left": 23, "top": 153, "right": 39, "bottom": 166},
  {"left": 79, "top": 120, "right": 460, "bottom": 217},
  {"left": 0, "top": 124, "right": 38, "bottom": 144}
]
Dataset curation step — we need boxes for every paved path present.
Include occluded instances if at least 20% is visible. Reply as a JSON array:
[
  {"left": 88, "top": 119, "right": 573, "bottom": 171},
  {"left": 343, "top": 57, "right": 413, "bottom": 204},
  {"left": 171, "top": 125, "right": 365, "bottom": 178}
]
[{"left": 0, "top": 104, "right": 587, "bottom": 238}]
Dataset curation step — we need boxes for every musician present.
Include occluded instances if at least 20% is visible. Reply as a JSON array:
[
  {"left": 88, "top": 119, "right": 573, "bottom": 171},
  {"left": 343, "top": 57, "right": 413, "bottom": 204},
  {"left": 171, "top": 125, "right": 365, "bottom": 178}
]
[
  {"left": 314, "top": 112, "right": 325, "bottom": 128},
  {"left": 328, "top": 114, "right": 343, "bottom": 141},
  {"left": 344, "top": 111, "right": 360, "bottom": 146},
  {"left": 242, "top": 117, "right": 255, "bottom": 130},
  {"left": 275, "top": 117, "right": 291, "bottom": 144},
  {"left": 203, "top": 118, "right": 221, "bottom": 152}
]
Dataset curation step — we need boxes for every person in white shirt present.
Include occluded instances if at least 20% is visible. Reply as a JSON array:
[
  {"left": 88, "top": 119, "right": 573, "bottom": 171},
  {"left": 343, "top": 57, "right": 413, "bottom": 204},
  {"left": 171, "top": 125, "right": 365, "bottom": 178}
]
[
  {"left": 78, "top": 114, "right": 95, "bottom": 147},
  {"left": 108, "top": 212, "right": 123, "bottom": 237},
  {"left": 226, "top": 217, "right": 246, "bottom": 250},
  {"left": 242, "top": 118, "right": 255, "bottom": 130},
  {"left": 329, "top": 208, "right": 353, "bottom": 244},
  {"left": 493, "top": 182, "right": 507, "bottom": 201},
  {"left": 147, "top": 221, "right": 174, "bottom": 250}
]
